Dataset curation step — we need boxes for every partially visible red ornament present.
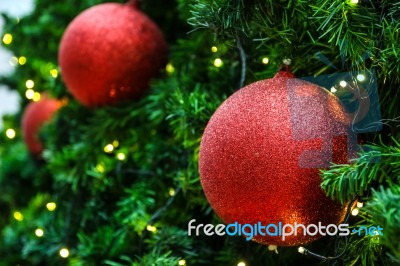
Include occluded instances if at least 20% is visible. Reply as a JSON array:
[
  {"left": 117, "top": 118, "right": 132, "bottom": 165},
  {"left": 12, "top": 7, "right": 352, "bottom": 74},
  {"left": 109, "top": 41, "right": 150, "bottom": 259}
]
[
  {"left": 21, "top": 96, "right": 61, "bottom": 155},
  {"left": 58, "top": 0, "right": 168, "bottom": 107},
  {"left": 199, "top": 69, "right": 355, "bottom": 246}
]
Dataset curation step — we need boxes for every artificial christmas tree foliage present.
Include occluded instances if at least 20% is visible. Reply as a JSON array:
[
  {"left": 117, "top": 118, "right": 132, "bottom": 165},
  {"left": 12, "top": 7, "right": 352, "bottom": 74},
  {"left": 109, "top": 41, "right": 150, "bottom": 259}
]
[
  {"left": 21, "top": 95, "right": 61, "bottom": 156},
  {"left": 199, "top": 69, "right": 355, "bottom": 246},
  {"left": 58, "top": 0, "right": 168, "bottom": 107},
  {"left": 2, "top": 0, "right": 400, "bottom": 264}
]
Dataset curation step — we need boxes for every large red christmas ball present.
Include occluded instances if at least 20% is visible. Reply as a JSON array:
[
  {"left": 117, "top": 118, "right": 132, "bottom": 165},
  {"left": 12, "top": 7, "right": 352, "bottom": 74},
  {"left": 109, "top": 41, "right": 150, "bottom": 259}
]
[
  {"left": 199, "top": 70, "right": 355, "bottom": 246},
  {"left": 21, "top": 96, "right": 61, "bottom": 155},
  {"left": 58, "top": 1, "right": 168, "bottom": 107}
]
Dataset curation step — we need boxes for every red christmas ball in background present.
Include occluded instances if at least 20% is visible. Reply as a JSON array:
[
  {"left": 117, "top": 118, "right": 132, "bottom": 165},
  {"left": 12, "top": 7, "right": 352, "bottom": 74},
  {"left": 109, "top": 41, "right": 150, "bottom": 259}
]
[
  {"left": 58, "top": 1, "right": 168, "bottom": 107},
  {"left": 21, "top": 96, "right": 61, "bottom": 155},
  {"left": 199, "top": 70, "right": 355, "bottom": 246}
]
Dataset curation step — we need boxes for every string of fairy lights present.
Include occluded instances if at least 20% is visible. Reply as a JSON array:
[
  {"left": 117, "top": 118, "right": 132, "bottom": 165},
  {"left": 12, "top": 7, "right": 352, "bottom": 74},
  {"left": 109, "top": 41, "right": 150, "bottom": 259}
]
[
  {"left": 1, "top": 35, "right": 367, "bottom": 265},
  {"left": 210, "top": 45, "right": 270, "bottom": 68},
  {"left": 1, "top": 32, "right": 367, "bottom": 265},
  {"left": 297, "top": 200, "right": 383, "bottom": 260},
  {"left": 11, "top": 201, "right": 70, "bottom": 258},
  {"left": 2, "top": 31, "right": 108, "bottom": 261}
]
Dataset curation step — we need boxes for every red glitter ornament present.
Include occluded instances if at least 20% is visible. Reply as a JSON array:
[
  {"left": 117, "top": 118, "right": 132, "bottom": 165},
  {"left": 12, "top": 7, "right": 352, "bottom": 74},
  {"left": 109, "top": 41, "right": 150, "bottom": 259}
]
[
  {"left": 199, "top": 69, "right": 356, "bottom": 246},
  {"left": 21, "top": 96, "right": 61, "bottom": 156},
  {"left": 58, "top": 0, "right": 168, "bottom": 107}
]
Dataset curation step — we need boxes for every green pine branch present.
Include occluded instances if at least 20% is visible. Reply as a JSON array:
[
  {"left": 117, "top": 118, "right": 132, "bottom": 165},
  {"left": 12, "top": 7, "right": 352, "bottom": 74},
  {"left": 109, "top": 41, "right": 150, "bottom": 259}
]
[
  {"left": 321, "top": 138, "right": 400, "bottom": 204},
  {"left": 366, "top": 186, "right": 400, "bottom": 263}
]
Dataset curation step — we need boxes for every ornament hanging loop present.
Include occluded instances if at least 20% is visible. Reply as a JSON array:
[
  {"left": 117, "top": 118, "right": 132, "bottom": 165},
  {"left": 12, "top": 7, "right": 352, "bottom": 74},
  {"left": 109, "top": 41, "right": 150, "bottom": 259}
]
[
  {"left": 275, "top": 59, "right": 295, "bottom": 79},
  {"left": 283, "top": 58, "right": 292, "bottom": 66}
]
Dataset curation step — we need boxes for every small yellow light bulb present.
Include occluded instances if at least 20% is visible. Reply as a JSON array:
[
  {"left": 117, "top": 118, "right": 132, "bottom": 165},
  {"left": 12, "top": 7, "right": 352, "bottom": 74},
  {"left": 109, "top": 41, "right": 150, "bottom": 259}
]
[
  {"left": 237, "top": 262, "right": 246, "bottom": 266},
  {"left": 50, "top": 69, "right": 58, "bottom": 78},
  {"left": 351, "top": 208, "right": 359, "bottom": 216},
  {"left": 6, "top": 128, "right": 16, "bottom": 139},
  {"left": 214, "top": 58, "right": 223, "bottom": 68},
  {"left": 166, "top": 63, "right": 175, "bottom": 74},
  {"left": 169, "top": 188, "right": 176, "bottom": 197},
  {"left": 2, "top": 33, "right": 12, "bottom": 45},
  {"left": 104, "top": 144, "right": 114, "bottom": 153},
  {"left": 25, "top": 89, "right": 35, "bottom": 99},
  {"left": 339, "top": 80, "right": 347, "bottom": 87},
  {"left": 59, "top": 248, "right": 69, "bottom": 258},
  {"left": 112, "top": 140, "right": 119, "bottom": 148},
  {"left": 46, "top": 202, "right": 57, "bottom": 211},
  {"left": 117, "top": 153, "right": 126, "bottom": 161},
  {"left": 357, "top": 74, "right": 365, "bottom": 82},
  {"left": 146, "top": 225, "right": 157, "bottom": 232},
  {"left": 298, "top": 247, "right": 306, "bottom": 254},
  {"left": 95, "top": 164, "right": 105, "bottom": 173},
  {"left": 357, "top": 202, "right": 363, "bottom": 208},
  {"left": 351, "top": 0, "right": 359, "bottom": 4},
  {"left": 32, "top": 92, "right": 41, "bottom": 102},
  {"left": 262, "top": 57, "right": 269, "bottom": 64},
  {"left": 26, "top": 80, "right": 34, "bottom": 89},
  {"left": 18, "top": 56, "right": 27, "bottom": 65},
  {"left": 13, "top": 211, "right": 23, "bottom": 221},
  {"left": 178, "top": 259, "right": 186, "bottom": 266},
  {"left": 35, "top": 228, "right": 44, "bottom": 237},
  {"left": 211, "top": 46, "right": 218, "bottom": 53}
]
